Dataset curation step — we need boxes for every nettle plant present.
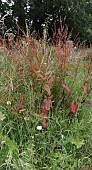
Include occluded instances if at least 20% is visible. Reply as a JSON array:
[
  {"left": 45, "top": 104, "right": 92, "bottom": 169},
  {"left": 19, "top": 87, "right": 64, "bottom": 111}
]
[{"left": 0, "top": 19, "right": 92, "bottom": 130}]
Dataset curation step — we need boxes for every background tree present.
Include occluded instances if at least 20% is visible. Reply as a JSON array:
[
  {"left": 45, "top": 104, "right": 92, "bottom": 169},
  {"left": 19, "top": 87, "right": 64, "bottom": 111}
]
[{"left": 0, "top": 0, "right": 92, "bottom": 43}]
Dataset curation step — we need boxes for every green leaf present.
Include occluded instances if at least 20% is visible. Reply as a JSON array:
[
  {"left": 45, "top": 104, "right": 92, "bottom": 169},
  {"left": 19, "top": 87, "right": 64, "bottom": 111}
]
[
  {"left": 71, "top": 137, "right": 85, "bottom": 149},
  {"left": 0, "top": 133, "right": 18, "bottom": 151}
]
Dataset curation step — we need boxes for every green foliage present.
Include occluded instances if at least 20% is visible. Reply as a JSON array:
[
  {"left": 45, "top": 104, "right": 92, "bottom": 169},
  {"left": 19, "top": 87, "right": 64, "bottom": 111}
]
[{"left": 0, "top": 0, "right": 92, "bottom": 42}]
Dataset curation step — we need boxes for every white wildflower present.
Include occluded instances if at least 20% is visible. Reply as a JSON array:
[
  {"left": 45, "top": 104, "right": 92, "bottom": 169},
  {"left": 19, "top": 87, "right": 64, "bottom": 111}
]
[
  {"left": 7, "top": 101, "right": 11, "bottom": 105},
  {"left": 37, "top": 126, "right": 42, "bottom": 130}
]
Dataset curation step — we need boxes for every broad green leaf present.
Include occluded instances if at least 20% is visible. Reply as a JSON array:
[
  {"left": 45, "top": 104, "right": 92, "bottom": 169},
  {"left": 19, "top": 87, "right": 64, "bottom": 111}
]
[{"left": 71, "top": 137, "right": 85, "bottom": 149}]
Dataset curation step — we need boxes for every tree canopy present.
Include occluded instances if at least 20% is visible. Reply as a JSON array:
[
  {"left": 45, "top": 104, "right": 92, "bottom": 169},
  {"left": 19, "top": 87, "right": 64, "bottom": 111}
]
[{"left": 0, "top": 0, "right": 92, "bottom": 43}]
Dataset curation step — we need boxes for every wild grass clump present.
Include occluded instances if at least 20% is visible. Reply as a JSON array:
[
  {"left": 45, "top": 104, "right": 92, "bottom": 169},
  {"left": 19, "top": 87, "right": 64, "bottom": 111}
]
[{"left": 0, "top": 22, "right": 92, "bottom": 170}]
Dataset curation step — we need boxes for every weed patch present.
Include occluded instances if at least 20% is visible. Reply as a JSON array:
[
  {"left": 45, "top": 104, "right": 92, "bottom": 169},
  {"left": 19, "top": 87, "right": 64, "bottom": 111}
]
[{"left": 0, "top": 23, "right": 92, "bottom": 169}]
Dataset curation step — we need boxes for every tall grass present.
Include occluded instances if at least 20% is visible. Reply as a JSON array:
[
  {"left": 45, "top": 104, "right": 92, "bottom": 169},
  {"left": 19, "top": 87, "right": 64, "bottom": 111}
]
[{"left": 0, "top": 22, "right": 92, "bottom": 170}]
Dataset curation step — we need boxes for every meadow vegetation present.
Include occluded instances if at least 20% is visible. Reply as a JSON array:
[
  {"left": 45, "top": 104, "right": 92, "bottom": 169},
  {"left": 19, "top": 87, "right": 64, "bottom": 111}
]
[{"left": 0, "top": 24, "right": 92, "bottom": 170}]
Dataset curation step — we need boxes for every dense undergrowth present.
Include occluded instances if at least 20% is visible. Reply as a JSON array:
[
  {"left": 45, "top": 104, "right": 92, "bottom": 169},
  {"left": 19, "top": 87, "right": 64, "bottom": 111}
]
[{"left": 0, "top": 23, "right": 92, "bottom": 170}]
